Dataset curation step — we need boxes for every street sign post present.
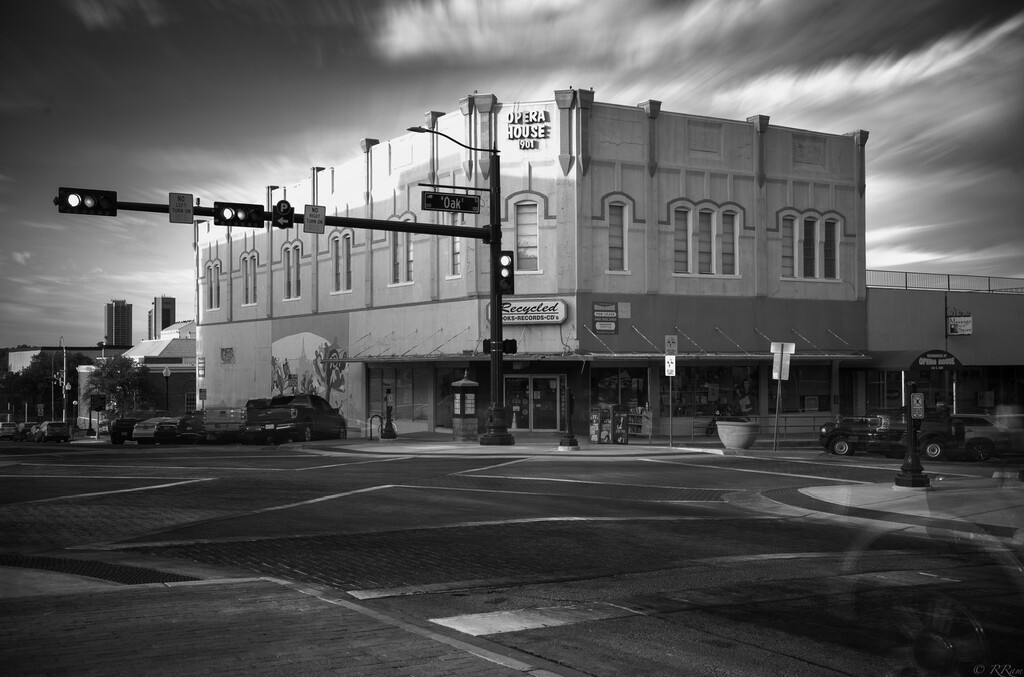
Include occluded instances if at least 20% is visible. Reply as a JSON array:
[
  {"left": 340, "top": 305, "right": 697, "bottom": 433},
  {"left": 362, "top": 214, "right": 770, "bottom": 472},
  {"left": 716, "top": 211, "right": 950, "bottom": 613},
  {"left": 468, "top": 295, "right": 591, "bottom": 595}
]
[
  {"left": 665, "top": 354, "right": 676, "bottom": 447},
  {"left": 421, "top": 191, "right": 481, "bottom": 214},
  {"left": 303, "top": 204, "right": 326, "bottom": 234},
  {"left": 770, "top": 341, "right": 797, "bottom": 451},
  {"left": 911, "top": 392, "right": 925, "bottom": 419},
  {"left": 169, "top": 193, "right": 193, "bottom": 224}
]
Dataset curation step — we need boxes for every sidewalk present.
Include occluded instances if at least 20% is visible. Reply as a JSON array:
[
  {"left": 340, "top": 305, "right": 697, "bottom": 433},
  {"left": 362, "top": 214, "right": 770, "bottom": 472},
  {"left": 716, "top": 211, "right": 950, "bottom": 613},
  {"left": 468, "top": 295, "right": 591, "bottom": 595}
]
[{"left": 2, "top": 433, "right": 1020, "bottom": 676}]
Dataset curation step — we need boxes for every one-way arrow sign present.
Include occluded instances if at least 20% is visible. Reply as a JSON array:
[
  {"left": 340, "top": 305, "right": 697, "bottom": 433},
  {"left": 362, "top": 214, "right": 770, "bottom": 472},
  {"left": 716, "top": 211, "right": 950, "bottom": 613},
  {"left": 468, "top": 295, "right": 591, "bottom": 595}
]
[{"left": 272, "top": 199, "right": 294, "bottom": 229}]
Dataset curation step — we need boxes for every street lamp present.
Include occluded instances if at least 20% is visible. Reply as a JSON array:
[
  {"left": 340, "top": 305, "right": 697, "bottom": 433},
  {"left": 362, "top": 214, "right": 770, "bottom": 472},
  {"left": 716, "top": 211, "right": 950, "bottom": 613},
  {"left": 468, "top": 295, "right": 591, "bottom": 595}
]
[
  {"left": 407, "top": 125, "right": 513, "bottom": 445},
  {"left": 162, "top": 367, "right": 171, "bottom": 412},
  {"left": 60, "top": 337, "right": 67, "bottom": 423}
]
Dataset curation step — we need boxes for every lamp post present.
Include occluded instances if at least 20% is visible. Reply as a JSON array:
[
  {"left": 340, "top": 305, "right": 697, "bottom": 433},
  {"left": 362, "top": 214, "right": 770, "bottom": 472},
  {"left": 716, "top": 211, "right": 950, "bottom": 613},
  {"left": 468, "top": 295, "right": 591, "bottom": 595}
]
[
  {"left": 407, "top": 125, "right": 513, "bottom": 445},
  {"left": 49, "top": 349, "right": 56, "bottom": 421},
  {"left": 60, "top": 336, "right": 67, "bottom": 423},
  {"left": 162, "top": 367, "right": 171, "bottom": 413}
]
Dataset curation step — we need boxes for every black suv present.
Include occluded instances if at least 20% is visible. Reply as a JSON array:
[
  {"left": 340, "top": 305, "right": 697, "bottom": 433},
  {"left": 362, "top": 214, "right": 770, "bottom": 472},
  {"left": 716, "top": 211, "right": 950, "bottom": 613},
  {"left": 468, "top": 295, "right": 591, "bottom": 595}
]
[
  {"left": 819, "top": 409, "right": 965, "bottom": 460},
  {"left": 109, "top": 409, "right": 170, "bottom": 445}
]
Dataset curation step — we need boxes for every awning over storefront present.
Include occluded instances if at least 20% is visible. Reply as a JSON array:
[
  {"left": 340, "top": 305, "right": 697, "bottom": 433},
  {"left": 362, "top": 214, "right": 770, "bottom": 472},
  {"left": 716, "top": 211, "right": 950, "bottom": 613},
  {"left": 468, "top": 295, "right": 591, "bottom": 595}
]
[
  {"left": 351, "top": 350, "right": 871, "bottom": 364},
  {"left": 864, "top": 349, "right": 962, "bottom": 371}
]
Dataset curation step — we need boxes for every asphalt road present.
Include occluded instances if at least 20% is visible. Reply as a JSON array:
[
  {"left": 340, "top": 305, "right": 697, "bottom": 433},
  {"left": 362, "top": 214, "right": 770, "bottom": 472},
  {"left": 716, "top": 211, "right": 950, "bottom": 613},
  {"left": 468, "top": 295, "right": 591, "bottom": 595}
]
[{"left": 1, "top": 438, "right": 1022, "bottom": 676}]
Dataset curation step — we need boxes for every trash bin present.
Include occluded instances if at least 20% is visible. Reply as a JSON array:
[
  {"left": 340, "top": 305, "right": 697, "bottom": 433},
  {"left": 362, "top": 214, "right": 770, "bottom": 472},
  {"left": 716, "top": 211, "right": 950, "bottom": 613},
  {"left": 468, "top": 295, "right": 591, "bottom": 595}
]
[
  {"left": 589, "top": 406, "right": 613, "bottom": 443},
  {"left": 611, "top": 405, "right": 629, "bottom": 444}
]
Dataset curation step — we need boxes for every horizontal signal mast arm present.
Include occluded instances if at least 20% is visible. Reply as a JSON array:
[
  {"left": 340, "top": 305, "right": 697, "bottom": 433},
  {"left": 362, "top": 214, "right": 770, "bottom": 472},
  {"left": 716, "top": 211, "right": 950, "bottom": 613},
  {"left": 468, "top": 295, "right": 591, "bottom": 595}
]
[{"left": 115, "top": 200, "right": 492, "bottom": 240}]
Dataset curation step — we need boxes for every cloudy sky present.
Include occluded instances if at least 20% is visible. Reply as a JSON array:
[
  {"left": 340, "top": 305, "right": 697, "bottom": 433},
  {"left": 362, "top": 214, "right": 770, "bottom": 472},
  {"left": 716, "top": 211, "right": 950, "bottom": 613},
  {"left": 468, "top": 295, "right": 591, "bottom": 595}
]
[{"left": 2, "top": 0, "right": 1022, "bottom": 348}]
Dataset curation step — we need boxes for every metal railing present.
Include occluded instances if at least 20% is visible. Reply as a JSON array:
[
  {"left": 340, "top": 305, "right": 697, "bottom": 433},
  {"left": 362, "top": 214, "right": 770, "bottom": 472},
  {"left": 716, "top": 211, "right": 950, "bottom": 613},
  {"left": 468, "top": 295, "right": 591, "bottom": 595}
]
[
  {"left": 662, "top": 414, "right": 834, "bottom": 444},
  {"left": 867, "top": 270, "right": 1024, "bottom": 294}
]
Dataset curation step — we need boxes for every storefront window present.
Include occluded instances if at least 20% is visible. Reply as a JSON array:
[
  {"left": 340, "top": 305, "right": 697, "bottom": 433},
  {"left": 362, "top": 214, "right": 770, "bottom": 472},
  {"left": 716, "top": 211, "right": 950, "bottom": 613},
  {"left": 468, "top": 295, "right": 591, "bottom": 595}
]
[
  {"left": 369, "top": 366, "right": 433, "bottom": 423},
  {"left": 592, "top": 367, "right": 648, "bottom": 408},
  {"left": 660, "top": 366, "right": 759, "bottom": 417},
  {"left": 770, "top": 364, "right": 831, "bottom": 413},
  {"left": 865, "top": 370, "right": 903, "bottom": 411}
]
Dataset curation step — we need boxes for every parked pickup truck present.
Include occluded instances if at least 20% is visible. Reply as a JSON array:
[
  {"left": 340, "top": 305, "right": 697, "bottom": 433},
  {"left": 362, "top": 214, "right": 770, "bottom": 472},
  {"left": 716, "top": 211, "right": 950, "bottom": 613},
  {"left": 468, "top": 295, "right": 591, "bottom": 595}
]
[
  {"left": 243, "top": 394, "right": 347, "bottom": 444},
  {"left": 200, "top": 404, "right": 248, "bottom": 442},
  {"left": 819, "top": 409, "right": 965, "bottom": 460}
]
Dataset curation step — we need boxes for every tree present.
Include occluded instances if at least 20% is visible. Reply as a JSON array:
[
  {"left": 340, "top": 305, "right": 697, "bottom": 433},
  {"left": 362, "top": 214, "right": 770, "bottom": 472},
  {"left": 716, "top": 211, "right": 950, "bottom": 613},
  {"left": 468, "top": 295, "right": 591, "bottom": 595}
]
[
  {"left": 1, "top": 350, "right": 84, "bottom": 421},
  {"left": 85, "top": 355, "right": 151, "bottom": 417}
]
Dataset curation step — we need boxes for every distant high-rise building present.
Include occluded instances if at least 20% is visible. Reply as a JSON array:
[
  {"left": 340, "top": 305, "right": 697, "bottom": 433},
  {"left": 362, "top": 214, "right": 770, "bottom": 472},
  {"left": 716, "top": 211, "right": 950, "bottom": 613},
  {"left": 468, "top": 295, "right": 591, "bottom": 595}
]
[
  {"left": 104, "top": 299, "right": 132, "bottom": 346},
  {"left": 149, "top": 296, "right": 176, "bottom": 339}
]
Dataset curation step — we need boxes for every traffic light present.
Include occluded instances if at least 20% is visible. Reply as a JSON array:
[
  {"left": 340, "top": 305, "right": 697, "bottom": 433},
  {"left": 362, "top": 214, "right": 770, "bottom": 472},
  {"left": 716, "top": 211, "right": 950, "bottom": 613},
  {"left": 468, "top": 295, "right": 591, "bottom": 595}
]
[
  {"left": 483, "top": 339, "right": 492, "bottom": 354},
  {"left": 55, "top": 188, "right": 117, "bottom": 216},
  {"left": 498, "top": 250, "right": 515, "bottom": 294},
  {"left": 214, "top": 202, "right": 264, "bottom": 227}
]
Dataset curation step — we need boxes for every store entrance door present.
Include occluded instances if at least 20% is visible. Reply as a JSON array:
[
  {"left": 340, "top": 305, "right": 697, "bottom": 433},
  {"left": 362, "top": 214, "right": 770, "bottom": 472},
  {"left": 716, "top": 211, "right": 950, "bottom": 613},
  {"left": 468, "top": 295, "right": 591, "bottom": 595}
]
[{"left": 505, "top": 375, "right": 560, "bottom": 431}]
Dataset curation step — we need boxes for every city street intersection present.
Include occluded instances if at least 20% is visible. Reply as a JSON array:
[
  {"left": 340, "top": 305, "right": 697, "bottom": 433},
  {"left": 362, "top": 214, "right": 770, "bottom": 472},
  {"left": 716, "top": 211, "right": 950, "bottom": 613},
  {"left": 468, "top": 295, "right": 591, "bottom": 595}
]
[{"left": 1, "top": 434, "right": 1021, "bottom": 676}]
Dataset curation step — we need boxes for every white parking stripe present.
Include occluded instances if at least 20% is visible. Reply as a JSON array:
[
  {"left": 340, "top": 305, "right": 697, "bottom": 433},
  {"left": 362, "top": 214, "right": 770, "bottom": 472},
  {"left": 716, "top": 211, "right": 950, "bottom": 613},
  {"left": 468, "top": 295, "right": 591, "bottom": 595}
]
[
  {"left": 429, "top": 565, "right": 962, "bottom": 637},
  {"left": 431, "top": 602, "right": 637, "bottom": 636},
  {"left": 24, "top": 478, "right": 214, "bottom": 503},
  {"left": 642, "top": 458, "right": 873, "bottom": 484}
]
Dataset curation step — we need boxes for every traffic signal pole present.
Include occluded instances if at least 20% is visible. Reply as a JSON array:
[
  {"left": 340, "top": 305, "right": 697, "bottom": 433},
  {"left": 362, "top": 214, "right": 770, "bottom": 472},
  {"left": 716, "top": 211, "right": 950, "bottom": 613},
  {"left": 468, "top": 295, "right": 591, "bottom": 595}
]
[
  {"left": 479, "top": 151, "right": 513, "bottom": 445},
  {"left": 55, "top": 161, "right": 517, "bottom": 445}
]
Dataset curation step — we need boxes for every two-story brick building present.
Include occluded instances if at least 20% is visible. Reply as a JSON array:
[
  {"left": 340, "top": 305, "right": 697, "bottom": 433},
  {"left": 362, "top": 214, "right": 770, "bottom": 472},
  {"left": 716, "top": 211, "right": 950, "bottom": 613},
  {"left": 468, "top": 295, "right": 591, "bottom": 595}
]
[{"left": 194, "top": 89, "right": 1022, "bottom": 439}]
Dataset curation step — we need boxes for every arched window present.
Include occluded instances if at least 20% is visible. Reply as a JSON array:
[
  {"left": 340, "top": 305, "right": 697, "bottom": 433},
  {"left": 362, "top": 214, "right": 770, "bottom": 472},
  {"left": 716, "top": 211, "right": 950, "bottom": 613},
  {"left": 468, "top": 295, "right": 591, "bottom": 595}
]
[
  {"left": 608, "top": 203, "right": 627, "bottom": 271},
  {"left": 514, "top": 202, "right": 539, "bottom": 272},
  {"left": 240, "top": 252, "right": 258, "bottom": 305},
  {"left": 284, "top": 243, "right": 301, "bottom": 299},
  {"left": 331, "top": 233, "right": 353, "bottom": 292},
  {"left": 673, "top": 207, "right": 690, "bottom": 273},
  {"left": 721, "top": 210, "right": 737, "bottom": 275},
  {"left": 669, "top": 201, "right": 742, "bottom": 276},
  {"left": 780, "top": 211, "right": 842, "bottom": 280},
  {"left": 205, "top": 261, "right": 221, "bottom": 310},
  {"left": 391, "top": 232, "right": 413, "bottom": 284}
]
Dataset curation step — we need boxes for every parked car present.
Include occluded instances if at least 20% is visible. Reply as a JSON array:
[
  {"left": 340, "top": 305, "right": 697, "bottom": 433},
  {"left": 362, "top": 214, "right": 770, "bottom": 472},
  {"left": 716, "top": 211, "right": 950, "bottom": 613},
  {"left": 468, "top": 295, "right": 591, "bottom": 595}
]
[
  {"left": 0, "top": 422, "right": 17, "bottom": 440},
  {"left": 244, "top": 394, "right": 347, "bottom": 444},
  {"left": 109, "top": 410, "right": 170, "bottom": 444},
  {"left": 32, "top": 421, "right": 71, "bottom": 443},
  {"left": 12, "top": 423, "right": 35, "bottom": 442},
  {"left": 175, "top": 411, "right": 208, "bottom": 444},
  {"left": 953, "top": 414, "right": 1024, "bottom": 460},
  {"left": 132, "top": 417, "right": 180, "bottom": 445},
  {"left": 819, "top": 409, "right": 965, "bottom": 460}
]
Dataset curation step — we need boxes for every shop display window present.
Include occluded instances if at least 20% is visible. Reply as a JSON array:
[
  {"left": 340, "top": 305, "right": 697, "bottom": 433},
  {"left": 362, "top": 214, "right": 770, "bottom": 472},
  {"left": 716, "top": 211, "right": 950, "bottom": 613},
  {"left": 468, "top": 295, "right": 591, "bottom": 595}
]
[
  {"left": 660, "top": 366, "right": 759, "bottom": 418},
  {"left": 369, "top": 366, "right": 431, "bottom": 421},
  {"left": 592, "top": 367, "right": 648, "bottom": 408},
  {"left": 769, "top": 365, "right": 831, "bottom": 413}
]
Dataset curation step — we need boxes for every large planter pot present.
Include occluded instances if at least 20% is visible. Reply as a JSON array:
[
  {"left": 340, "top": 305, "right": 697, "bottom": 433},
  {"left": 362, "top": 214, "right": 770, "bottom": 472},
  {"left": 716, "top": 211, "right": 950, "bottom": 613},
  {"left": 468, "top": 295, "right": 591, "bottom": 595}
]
[{"left": 716, "top": 420, "right": 760, "bottom": 450}]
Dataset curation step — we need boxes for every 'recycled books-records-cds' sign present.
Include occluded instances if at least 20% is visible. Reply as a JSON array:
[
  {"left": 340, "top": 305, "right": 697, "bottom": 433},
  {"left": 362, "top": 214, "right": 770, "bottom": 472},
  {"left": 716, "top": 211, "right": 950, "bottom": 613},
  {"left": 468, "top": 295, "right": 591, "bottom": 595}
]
[{"left": 501, "top": 299, "right": 567, "bottom": 324}]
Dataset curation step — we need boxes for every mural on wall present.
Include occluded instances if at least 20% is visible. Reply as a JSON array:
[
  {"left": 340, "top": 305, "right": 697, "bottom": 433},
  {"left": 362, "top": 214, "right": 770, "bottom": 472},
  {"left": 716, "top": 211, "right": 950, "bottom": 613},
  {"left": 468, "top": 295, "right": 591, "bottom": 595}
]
[{"left": 270, "top": 332, "right": 349, "bottom": 412}]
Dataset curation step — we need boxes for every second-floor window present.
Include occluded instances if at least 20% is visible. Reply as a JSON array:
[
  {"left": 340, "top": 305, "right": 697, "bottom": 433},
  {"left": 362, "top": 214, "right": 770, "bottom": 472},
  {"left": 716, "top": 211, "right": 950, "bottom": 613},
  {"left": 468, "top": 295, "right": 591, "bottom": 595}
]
[
  {"left": 608, "top": 203, "right": 626, "bottom": 271},
  {"left": 781, "top": 211, "right": 841, "bottom": 280},
  {"left": 331, "top": 233, "right": 352, "bottom": 292},
  {"left": 673, "top": 207, "right": 689, "bottom": 273},
  {"left": 284, "top": 244, "right": 301, "bottom": 299},
  {"left": 450, "top": 235, "right": 461, "bottom": 277},
  {"left": 206, "top": 261, "right": 221, "bottom": 310},
  {"left": 391, "top": 232, "right": 413, "bottom": 284},
  {"left": 671, "top": 202, "right": 741, "bottom": 276},
  {"left": 514, "top": 202, "right": 539, "bottom": 272},
  {"left": 241, "top": 253, "right": 257, "bottom": 305}
]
